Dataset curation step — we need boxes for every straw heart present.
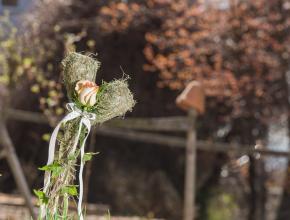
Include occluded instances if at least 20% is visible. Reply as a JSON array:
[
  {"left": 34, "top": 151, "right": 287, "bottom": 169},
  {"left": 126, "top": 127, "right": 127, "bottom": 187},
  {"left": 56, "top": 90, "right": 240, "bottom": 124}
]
[{"left": 36, "top": 52, "right": 135, "bottom": 220}]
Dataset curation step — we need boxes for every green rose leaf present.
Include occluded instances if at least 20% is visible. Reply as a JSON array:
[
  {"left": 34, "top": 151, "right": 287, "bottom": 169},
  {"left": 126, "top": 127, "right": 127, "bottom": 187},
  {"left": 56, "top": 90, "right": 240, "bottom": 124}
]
[
  {"left": 33, "top": 189, "right": 49, "bottom": 205},
  {"left": 83, "top": 152, "right": 99, "bottom": 162},
  {"left": 39, "top": 162, "right": 63, "bottom": 178},
  {"left": 61, "top": 185, "right": 78, "bottom": 196}
]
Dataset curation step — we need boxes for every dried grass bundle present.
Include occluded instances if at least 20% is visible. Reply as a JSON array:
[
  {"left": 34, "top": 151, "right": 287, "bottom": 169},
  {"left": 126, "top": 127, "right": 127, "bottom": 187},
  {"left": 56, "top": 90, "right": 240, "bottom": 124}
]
[
  {"left": 62, "top": 52, "right": 135, "bottom": 123},
  {"left": 37, "top": 52, "right": 135, "bottom": 219}
]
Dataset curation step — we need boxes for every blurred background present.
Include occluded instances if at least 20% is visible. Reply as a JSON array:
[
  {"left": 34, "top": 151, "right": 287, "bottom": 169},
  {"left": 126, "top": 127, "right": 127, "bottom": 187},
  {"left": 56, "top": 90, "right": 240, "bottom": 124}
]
[{"left": 1, "top": 0, "right": 290, "bottom": 219}]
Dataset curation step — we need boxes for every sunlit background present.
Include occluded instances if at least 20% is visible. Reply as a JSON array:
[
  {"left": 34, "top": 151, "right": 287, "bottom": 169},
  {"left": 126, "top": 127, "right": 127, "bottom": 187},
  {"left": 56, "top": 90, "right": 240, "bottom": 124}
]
[{"left": 1, "top": 0, "right": 290, "bottom": 220}]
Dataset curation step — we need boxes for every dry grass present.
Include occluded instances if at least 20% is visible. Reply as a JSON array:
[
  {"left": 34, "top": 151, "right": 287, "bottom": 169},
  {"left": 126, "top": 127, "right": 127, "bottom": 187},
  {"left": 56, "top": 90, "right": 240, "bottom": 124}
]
[{"left": 0, "top": 193, "right": 162, "bottom": 220}]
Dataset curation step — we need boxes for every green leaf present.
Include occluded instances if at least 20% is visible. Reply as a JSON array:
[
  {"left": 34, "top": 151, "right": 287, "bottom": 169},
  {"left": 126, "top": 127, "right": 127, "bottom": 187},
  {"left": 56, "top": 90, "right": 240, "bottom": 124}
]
[
  {"left": 33, "top": 189, "right": 43, "bottom": 198},
  {"left": 61, "top": 185, "right": 78, "bottom": 196},
  {"left": 83, "top": 152, "right": 99, "bottom": 162},
  {"left": 30, "top": 84, "right": 40, "bottom": 93},
  {"left": 38, "top": 162, "right": 63, "bottom": 178},
  {"left": 33, "top": 189, "right": 48, "bottom": 205},
  {"left": 42, "top": 133, "right": 50, "bottom": 142},
  {"left": 23, "top": 57, "right": 33, "bottom": 68},
  {"left": 39, "top": 162, "right": 59, "bottom": 171}
]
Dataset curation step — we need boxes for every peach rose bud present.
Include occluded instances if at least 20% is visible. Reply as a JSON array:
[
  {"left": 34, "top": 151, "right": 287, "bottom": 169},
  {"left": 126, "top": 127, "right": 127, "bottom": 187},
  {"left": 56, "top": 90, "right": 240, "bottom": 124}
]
[{"left": 75, "top": 80, "right": 99, "bottom": 106}]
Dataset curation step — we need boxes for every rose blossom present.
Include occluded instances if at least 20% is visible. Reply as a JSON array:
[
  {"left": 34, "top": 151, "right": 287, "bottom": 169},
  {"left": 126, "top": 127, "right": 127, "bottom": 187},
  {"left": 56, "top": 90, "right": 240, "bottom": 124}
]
[{"left": 75, "top": 80, "right": 99, "bottom": 106}]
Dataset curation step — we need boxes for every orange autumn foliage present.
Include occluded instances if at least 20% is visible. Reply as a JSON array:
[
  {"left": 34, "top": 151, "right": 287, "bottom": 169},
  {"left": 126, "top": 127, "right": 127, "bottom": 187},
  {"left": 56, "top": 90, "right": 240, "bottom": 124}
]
[{"left": 98, "top": 0, "right": 290, "bottom": 120}]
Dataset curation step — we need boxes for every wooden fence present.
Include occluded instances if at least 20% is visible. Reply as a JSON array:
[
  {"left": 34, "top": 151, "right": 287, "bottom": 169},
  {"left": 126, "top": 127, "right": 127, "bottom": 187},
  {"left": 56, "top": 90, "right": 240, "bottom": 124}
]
[{"left": 1, "top": 107, "right": 290, "bottom": 220}]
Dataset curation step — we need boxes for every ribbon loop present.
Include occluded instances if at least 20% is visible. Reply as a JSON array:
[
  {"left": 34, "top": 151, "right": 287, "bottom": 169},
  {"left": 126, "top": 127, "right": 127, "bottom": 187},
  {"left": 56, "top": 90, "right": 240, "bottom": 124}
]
[
  {"left": 66, "top": 103, "right": 96, "bottom": 121},
  {"left": 83, "top": 112, "right": 96, "bottom": 121}
]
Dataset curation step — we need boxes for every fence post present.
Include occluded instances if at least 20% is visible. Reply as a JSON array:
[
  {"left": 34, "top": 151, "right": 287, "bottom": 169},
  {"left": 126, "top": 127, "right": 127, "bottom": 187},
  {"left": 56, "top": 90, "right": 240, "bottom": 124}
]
[
  {"left": 0, "top": 88, "right": 36, "bottom": 220},
  {"left": 176, "top": 81, "right": 205, "bottom": 220},
  {"left": 248, "top": 143, "right": 266, "bottom": 220},
  {"left": 0, "top": 122, "right": 37, "bottom": 220},
  {"left": 184, "top": 109, "right": 197, "bottom": 220}
]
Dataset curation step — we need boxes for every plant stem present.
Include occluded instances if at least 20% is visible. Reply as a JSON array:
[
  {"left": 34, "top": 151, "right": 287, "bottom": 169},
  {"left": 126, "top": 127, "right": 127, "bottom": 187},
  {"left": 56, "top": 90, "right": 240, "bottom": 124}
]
[
  {"left": 63, "top": 193, "right": 69, "bottom": 219},
  {"left": 42, "top": 119, "right": 80, "bottom": 219}
]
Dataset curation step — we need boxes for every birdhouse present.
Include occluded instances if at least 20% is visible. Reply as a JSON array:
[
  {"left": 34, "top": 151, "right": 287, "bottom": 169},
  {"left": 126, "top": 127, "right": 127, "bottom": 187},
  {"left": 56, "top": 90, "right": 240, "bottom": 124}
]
[{"left": 176, "top": 81, "right": 205, "bottom": 114}]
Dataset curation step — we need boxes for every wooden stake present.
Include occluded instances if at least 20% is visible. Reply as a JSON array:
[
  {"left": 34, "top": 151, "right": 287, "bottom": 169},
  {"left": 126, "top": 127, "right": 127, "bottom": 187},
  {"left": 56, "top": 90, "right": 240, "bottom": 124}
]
[
  {"left": 183, "top": 109, "right": 197, "bottom": 220},
  {"left": 0, "top": 122, "right": 37, "bottom": 220}
]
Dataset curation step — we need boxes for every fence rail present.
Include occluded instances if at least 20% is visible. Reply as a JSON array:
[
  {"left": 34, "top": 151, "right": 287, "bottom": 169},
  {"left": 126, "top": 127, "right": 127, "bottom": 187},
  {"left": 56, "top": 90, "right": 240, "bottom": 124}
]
[{"left": 5, "top": 108, "right": 290, "bottom": 157}]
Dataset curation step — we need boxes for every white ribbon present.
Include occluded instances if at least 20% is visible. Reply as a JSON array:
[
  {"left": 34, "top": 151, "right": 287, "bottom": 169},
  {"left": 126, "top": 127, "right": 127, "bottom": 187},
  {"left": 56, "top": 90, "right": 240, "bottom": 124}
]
[{"left": 41, "top": 103, "right": 95, "bottom": 220}]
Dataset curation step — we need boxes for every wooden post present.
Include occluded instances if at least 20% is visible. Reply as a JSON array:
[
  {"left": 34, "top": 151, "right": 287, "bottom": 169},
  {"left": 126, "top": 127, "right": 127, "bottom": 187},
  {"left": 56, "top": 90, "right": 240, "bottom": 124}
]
[
  {"left": 176, "top": 81, "right": 205, "bottom": 220},
  {"left": 183, "top": 109, "right": 197, "bottom": 220},
  {"left": 0, "top": 122, "right": 37, "bottom": 220},
  {"left": 248, "top": 143, "right": 266, "bottom": 220}
]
